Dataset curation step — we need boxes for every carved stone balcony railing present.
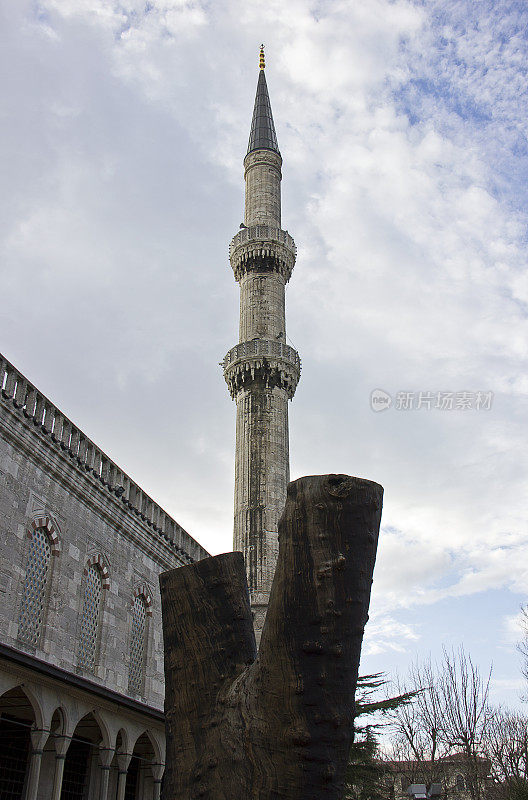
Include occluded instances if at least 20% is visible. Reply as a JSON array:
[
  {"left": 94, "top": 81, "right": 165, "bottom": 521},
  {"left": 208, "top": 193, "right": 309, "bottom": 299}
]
[
  {"left": 229, "top": 226, "right": 296, "bottom": 283},
  {"left": 0, "top": 353, "right": 208, "bottom": 565},
  {"left": 223, "top": 339, "right": 301, "bottom": 400}
]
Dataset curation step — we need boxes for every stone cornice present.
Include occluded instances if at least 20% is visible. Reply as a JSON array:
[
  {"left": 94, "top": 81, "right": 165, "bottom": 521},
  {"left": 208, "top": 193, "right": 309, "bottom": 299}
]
[
  {"left": 0, "top": 353, "right": 209, "bottom": 566},
  {"left": 0, "top": 642, "right": 165, "bottom": 722},
  {"left": 0, "top": 408, "right": 182, "bottom": 571}
]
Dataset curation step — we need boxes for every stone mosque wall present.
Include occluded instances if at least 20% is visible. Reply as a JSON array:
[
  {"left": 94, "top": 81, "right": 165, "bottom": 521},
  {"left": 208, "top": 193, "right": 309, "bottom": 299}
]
[{"left": 0, "top": 352, "right": 209, "bottom": 800}]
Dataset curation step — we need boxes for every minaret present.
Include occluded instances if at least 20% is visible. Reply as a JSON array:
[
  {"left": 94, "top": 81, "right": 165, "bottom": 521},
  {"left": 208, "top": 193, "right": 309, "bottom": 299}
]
[{"left": 223, "top": 47, "right": 300, "bottom": 640}]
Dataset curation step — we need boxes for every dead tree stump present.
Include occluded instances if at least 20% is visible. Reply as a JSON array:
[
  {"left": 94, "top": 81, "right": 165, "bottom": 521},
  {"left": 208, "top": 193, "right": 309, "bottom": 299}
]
[{"left": 160, "top": 474, "right": 383, "bottom": 800}]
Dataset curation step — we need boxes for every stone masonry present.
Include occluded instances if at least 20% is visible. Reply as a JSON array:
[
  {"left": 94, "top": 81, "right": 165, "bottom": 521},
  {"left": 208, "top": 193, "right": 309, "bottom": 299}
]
[
  {"left": 0, "top": 352, "right": 207, "bottom": 705},
  {"left": 0, "top": 352, "right": 209, "bottom": 800},
  {"left": 223, "top": 52, "right": 300, "bottom": 638}
]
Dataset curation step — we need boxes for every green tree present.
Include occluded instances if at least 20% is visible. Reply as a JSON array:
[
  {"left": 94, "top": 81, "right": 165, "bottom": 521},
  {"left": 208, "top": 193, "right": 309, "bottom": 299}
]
[{"left": 345, "top": 674, "right": 416, "bottom": 800}]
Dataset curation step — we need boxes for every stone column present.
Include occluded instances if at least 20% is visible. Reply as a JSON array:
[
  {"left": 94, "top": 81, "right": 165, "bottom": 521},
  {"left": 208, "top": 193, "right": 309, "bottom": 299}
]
[
  {"left": 116, "top": 752, "right": 132, "bottom": 800},
  {"left": 50, "top": 736, "right": 70, "bottom": 800},
  {"left": 151, "top": 763, "right": 164, "bottom": 800},
  {"left": 25, "top": 729, "right": 48, "bottom": 800},
  {"left": 98, "top": 747, "right": 113, "bottom": 800}
]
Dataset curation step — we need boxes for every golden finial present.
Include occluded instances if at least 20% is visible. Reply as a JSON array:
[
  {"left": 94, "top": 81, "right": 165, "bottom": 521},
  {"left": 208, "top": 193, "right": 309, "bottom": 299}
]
[{"left": 259, "top": 44, "right": 265, "bottom": 70}]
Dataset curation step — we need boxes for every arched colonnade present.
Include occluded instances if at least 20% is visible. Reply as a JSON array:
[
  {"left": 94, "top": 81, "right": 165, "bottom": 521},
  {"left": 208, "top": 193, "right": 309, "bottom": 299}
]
[{"left": 0, "top": 674, "right": 164, "bottom": 800}]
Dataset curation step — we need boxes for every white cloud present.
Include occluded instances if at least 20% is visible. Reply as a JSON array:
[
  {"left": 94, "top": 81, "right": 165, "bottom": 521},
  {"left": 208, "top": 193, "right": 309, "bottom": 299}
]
[
  {"left": 504, "top": 609, "right": 526, "bottom": 645},
  {"left": 1, "top": 0, "right": 527, "bottom": 707},
  {"left": 363, "top": 613, "right": 420, "bottom": 657}
]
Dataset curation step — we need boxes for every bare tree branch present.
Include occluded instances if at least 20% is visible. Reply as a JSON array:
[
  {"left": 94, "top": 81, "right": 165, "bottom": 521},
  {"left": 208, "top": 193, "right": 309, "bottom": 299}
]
[
  {"left": 484, "top": 708, "right": 528, "bottom": 796},
  {"left": 387, "top": 648, "right": 492, "bottom": 800}
]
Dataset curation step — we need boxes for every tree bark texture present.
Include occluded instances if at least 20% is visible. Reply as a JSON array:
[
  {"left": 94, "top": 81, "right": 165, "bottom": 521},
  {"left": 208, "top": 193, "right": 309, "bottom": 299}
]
[{"left": 160, "top": 473, "right": 383, "bottom": 800}]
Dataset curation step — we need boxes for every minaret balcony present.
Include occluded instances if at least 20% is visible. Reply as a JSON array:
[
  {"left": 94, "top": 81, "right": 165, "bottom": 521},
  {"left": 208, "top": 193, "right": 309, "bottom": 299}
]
[
  {"left": 223, "top": 339, "right": 301, "bottom": 400},
  {"left": 229, "top": 226, "right": 296, "bottom": 282}
]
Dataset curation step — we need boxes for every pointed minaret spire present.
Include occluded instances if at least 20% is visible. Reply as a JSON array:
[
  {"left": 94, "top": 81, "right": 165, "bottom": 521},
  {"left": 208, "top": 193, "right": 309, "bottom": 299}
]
[
  {"left": 247, "top": 46, "right": 280, "bottom": 156},
  {"left": 223, "top": 52, "right": 300, "bottom": 643}
]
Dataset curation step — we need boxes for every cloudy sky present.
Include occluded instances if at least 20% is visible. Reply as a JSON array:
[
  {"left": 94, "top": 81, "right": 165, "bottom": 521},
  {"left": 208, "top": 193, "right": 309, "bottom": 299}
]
[{"left": 1, "top": 0, "right": 527, "bottom": 709}]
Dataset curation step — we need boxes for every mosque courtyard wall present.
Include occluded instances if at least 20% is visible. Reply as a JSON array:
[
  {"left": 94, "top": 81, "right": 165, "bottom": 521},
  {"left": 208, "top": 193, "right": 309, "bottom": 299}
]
[{"left": 0, "top": 352, "right": 209, "bottom": 800}]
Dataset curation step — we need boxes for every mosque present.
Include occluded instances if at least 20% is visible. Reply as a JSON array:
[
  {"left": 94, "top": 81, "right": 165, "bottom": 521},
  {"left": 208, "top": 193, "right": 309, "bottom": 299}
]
[{"left": 0, "top": 48, "right": 296, "bottom": 798}]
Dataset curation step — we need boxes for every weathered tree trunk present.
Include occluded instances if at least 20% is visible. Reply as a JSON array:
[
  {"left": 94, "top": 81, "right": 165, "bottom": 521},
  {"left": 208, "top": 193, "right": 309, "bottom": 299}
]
[{"left": 160, "top": 474, "right": 383, "bottom": 800}]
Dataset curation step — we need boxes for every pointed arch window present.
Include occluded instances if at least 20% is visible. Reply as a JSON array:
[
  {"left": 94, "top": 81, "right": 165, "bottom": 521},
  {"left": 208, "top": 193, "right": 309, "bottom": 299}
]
[
  {"left": 128, "top": 588, "right": 152, "bottom": 695},
  {"left": 78, "top": 563, "right": 105, "bottom": 671},
  {"left": 18, "top": 527, "right": 53, "bottom": 645},
  {"left": 128, "top": 595, "right": 147, "bottom": 694}
]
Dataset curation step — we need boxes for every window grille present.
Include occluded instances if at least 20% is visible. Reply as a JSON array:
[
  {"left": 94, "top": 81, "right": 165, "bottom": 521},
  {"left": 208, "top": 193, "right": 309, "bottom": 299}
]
[
  {"left": 18, "top": 527, "right": 52, "bottom": 645},
  {"left": 60, "top": 739, "right": 91, "bottom": 800},
  {"left": 128, "top": 595, "right": 147, "bottom": 694},
  {"left": 0, "top": 717, "right": 31, "bottom": 799},
  {"left": 124, "top": 755, "right": 140, "bottom": 800},
  {"left": 78, "top": 564, "right": 103, "bottom": 671}
]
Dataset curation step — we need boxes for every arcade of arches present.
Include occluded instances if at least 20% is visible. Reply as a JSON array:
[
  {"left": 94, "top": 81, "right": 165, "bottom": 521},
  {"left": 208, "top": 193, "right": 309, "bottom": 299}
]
[{"left": 0, "top": 677, "right": 164, "bottom": 800}]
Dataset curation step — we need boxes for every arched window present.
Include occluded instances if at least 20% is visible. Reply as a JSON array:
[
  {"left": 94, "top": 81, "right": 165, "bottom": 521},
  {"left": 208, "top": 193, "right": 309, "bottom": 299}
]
[
  {"left": 456, "top": 774, "right": 465, "bottom": 790},
  {"left": 128, "top": 590, "right": 151, "bottom": 694},
  {"left": 78, "top": 563, "right": 104, "bottom": 671},
  {"left": 18, "top": 527, "right": 53, "bottom": 645}
]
